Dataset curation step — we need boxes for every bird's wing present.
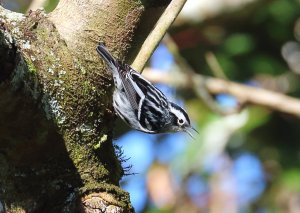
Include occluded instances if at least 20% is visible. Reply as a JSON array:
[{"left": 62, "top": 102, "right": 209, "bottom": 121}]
[
  {"left": 130, "top": 72, "right": 169, "bottom": 117},
  {"left": 116, "top": 64, "right": 145, "bottom": 116},
  {"left": 117, "top": 63, "right": 169, "bottom": 122}
]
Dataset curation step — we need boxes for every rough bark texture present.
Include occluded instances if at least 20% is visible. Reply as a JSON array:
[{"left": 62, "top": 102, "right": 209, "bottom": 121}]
[{"left": 0, "top": 0, "right": 170, "bottom": 212}]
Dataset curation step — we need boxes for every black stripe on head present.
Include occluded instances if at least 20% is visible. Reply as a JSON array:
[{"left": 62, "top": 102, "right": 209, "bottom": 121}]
[{"left": 170, "top": 102, "right": 190, "bottom": 125}]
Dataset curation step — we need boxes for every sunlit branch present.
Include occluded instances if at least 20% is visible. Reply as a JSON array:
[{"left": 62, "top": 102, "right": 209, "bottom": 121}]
[
  {"left": 132, "top": 0, "right": 188, "bottom": 72},
  {"left": 205, "top": 51, "right": 228, "bottom": 80},
  {"left": 143, "top": 68, "right": 300, "bottom": 117}
]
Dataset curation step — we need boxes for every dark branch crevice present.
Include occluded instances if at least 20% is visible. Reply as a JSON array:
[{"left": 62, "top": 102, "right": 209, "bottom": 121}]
[
  {"left": 142, "top": 0, "right": 172, "bottom": 8},
  {"left": 0, "top": 25, "right": 17, "bottom": 82}
]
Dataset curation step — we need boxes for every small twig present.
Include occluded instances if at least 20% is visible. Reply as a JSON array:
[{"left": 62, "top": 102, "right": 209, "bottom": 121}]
[
  {"left": 205, "top": 51, "right": 228, "bottom": 80},
  {"left": 132, "top": 0, "right": 188, "bottom": 72},
  {"left": 163, "top": 34, "right": 194, "bottom": 74},
  {"left": 204, "top": 77, "right": 300, "bottom": 117},
  {"left": 204, "top": 51, "right": 244, "bottom": 113}
]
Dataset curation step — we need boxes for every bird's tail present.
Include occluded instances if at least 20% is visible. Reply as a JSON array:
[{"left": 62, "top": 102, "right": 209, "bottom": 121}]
[
  {"left": 96, "top": 43, "right": 117, "bottom": 69},
  {"left": 96, "top": 43, "right": 123, "bottom": 89}
]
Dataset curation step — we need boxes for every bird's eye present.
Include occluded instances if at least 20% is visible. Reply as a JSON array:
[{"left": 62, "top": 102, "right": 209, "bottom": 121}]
[{"left": 178, "top": 118, "right": 184, "bottom": 125}]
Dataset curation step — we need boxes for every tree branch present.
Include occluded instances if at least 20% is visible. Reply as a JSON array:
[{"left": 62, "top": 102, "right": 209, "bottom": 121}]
[
  {"left": 143, "top": 68, "right": 300, "bottom": 117},
  {"left": 131, "top": 0, "right": 187, "bottom": 72},
  {"left": 0, "top": 0, "right": 173, "bottom": 212}
]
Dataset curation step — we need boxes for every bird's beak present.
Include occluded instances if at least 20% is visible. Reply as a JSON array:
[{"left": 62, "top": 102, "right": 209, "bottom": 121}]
[
  {"left": 183, "top": 126, "right": 199, "bottom": 140},
  {"left": 184, "top": 129, "right": 195, "bottom": 139},
  {"left": 191, "top": 126, "right": 199, "bottom": 134}
]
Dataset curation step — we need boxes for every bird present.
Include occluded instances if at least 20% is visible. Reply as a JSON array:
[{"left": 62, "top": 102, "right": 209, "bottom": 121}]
[{"left": 96, "top": 43, "right": 198, "bottom": 137}]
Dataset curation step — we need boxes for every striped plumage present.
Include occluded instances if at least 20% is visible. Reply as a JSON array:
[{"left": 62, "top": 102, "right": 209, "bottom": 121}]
[{"left": 96, "top": 43, "right": 195, "bottom": 135}]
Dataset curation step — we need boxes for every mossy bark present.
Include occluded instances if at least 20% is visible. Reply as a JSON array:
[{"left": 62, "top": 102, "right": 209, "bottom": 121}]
[{"left": 0, "top": 0, "right": 171, "bottom": 212}]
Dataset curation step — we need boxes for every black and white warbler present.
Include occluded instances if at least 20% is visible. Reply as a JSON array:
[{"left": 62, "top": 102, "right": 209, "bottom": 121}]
[{"left": 96, "top": 43, "right": 197, "bottom": 136}]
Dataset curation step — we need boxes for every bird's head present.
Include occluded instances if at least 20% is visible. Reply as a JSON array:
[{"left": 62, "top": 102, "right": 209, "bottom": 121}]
[{"left": 169, "top": 102, "right": 198, "bottom": 138}]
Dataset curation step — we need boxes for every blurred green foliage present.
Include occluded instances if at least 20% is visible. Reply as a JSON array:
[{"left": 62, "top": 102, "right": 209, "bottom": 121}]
[
  {"left": 43, "top": 0, "right": 59, "bottom": 12},
  {"left": 170, "top": 0, "right": 300, "bottom": 212},
  {"left": 178, "top": 0, "right": 300, "bottom": 81}
]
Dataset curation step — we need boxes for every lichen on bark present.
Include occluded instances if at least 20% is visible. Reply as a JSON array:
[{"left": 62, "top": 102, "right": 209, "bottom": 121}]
[
  {"left": 0, "top": 8, "right": 129, "bottom": 213},
  {"left": 0, "top": 0, "right": 171, "bottom": 212}
]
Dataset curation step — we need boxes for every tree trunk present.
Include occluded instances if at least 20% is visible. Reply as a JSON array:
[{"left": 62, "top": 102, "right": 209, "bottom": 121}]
[{"left": 0, "top": 1, "right": 170, "bottom": 212}]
